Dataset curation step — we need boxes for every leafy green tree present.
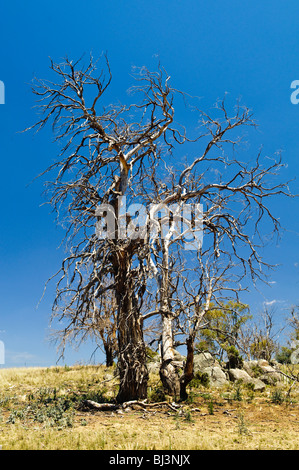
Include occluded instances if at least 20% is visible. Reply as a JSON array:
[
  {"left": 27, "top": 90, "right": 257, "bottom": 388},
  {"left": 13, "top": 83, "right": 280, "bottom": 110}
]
[{"left": 195, "top": 301, "right": 251, "bottom": 362}]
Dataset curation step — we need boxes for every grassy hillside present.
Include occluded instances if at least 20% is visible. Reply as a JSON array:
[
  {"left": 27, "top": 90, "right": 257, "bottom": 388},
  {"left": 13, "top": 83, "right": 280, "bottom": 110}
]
[{"left": 0, "top": 364, "right": 298, "bottom": 450}]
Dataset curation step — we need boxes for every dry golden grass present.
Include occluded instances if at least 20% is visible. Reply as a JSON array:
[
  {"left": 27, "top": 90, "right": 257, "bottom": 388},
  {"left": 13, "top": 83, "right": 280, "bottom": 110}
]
[{"left": 0, "top": 364, "right": 298, "bottom": 450}]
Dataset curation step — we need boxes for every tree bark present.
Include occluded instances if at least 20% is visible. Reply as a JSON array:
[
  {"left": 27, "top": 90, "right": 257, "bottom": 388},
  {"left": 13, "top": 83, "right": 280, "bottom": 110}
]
[
  {"left": 114, "top": 250, "right": 149, "bottom": 403},
  {"left": 158, "top": 236, "right": 194, "bottom": 401},
  {"left": 105, "top": 343, "right": 114, "bottom": 368},
  {"left": 179, "top": 336, "right": 194, "bottom": 401},
  {"left": 159, "top": 239, "right": 181, "bottom": 397}
]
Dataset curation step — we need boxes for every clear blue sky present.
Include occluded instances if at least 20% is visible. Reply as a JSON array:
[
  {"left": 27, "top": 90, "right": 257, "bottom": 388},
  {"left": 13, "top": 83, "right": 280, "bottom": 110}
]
[{"left": 0, "top": 0, "right": 299, "bottom": 367}]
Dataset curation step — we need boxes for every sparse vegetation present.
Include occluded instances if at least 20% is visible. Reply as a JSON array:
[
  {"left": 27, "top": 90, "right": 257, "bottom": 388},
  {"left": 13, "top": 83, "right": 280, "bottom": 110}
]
[
  {"left": 1, "top": 365, "right": 298, "bottom": 450},
  {"left": 271, "top": 388, "right": 285, "bottom": 405},
  {"left": 190, "top": 371, "right": 210, "bottom": 389},
  {"left": 236, "top": 412, "right": 251, "bottom": 436},
  {"left": 233, "top": 384, "right": 243, "bottom": 402}
]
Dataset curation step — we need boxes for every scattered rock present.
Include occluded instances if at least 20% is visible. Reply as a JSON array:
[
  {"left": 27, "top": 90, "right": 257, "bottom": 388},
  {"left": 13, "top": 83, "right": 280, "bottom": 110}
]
[
  {"left": 290, "top": 348, "right": 299, "bottom": 365},
  {"left": 228, "top": 368, "right": 266, "bottom": 391},
  {"left": 257, "top": 359, "right": 275, "bottom": 372},
  {"left": 193, "top": 353, "right": 218, "bottom": 372},
  {"left": 243, "top": 360, "right": 258, "bottom": 377},
  {"left": 257, "top": 360, "right": 282, "bottom": 382},
  {"left": 146, "top": 352, "right": 280, "bottom": 391},
  {"left": 258, "top": 374, "right": 279, "bottom": 386},
  {"left": 202, "top": 366, "right": 229, "bottom": 388},
  {"left": 250, "top": 378, "right": 266, "bottom": 392},
  {"left": 228, "top": 368, "right": 253, "bottom": 384}
]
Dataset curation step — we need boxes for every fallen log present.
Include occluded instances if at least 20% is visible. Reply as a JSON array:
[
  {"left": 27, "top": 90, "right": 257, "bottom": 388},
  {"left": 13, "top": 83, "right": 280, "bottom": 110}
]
[
  {"left": 85, "top": 400, "right": 119, "bottom": 411},
  {"left": 84, "top": 399, "right": 181, "bottom": 413}
]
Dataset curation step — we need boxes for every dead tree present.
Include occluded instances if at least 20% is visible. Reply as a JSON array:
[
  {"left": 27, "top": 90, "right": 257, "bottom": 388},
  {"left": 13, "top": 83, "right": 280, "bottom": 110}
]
[
  {"left": 139, "top": 99, "right": 293, "bottom": 400},
  {"left": 28, "top": 55, "right": 292, "bottom": 402},
  {"left": 247, "top": 306, "right": 281, "bottom": 361},
  {"left": 28, "top": 55, "right": 182, "bottom": 402}
]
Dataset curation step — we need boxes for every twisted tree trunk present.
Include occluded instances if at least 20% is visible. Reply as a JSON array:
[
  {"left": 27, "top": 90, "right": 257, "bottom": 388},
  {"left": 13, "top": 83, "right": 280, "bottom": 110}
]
[
  {"left": 179, "top": 337, "right": 194, "bottom": 401},
  {"left": 114, "top": 249, "right": 148, "bottom": 403},
  {"left": 160, "top": 313, "right": 181, "bottom": 397}
]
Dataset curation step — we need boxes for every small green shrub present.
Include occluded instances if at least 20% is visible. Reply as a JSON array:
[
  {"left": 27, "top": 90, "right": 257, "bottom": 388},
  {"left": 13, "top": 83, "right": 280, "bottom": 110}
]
[
  {"left": 276, "top": 347, "right": 292, "bottom": 364},
  {"left": 7, "top": 400, "right": 75, "bottom": 428},
  {"left": 271, "top": 388, "right": 284, "bottom": 404},
  {"left": 186, "top": 391, "right": 196, "bottom": 404},
  {"left": 184, "top": 410, "right": 194, "bottom": 423},
  {"left": 7, "top": 409, "right": 27, "bottom": 424},
  {"left": 32, "top": 401, "right": 74, "bottom": 428},
  {"left": 208, "top": 400, "right": 214, "bottom": 415},
  {"left": 0, "top": 395, "right": 12, "bottom": 409},
  {"left": 7, "top": 386, "right": 76, "bottom": 428},
  {"left": 174, "top": 411, "right": 181, "bottom": 429},
  {"left": 250, "top": 364, "right": 264, "bottom": 378},
  {"left": 233, "top": 384, "right": 243, "bottom": 402},
  {"left": 237, "top": 412, "right": 250, "bottom": 436},
  {"left": 190, "top": 371, "right": 210, "bottom": 388},
  {"left": 244, "top": 384, "right": 255, "bottom": 403},
  {"left": 226, "top": 345, "right": 243, "bottom": 369}
]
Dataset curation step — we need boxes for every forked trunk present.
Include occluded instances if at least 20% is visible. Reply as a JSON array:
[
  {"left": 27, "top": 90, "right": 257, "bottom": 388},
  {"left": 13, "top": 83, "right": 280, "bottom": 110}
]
[{"left": 159, "top": 313, "right": 181, "bottom": 398}]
